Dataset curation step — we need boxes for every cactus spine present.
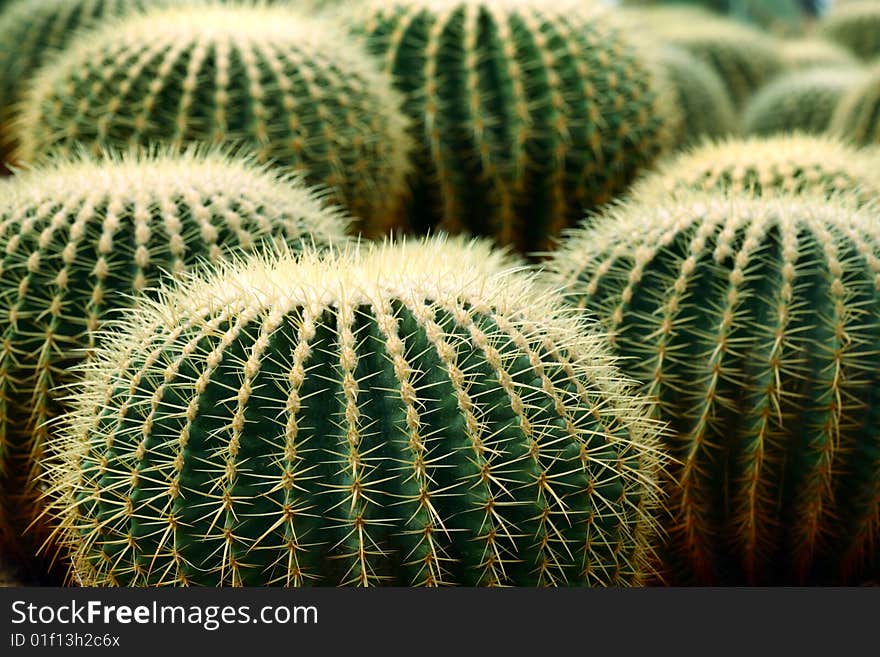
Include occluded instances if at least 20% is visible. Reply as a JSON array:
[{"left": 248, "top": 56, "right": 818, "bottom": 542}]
[
  {"left": 630, "top": 134, "right": 880, "bottom": 203},
  {"left": 0, "top": 149, "right": 350, "bottom": 579},
  {"left": 45, "top": 237, "right": 665, "bottom": 587},
  {"left": 347, "top": 0, "right": 676, "bottom": 252},
  {"left": 743, "top": 67, "right": 867, "bottom": 137},
  {"left": 545, "top": 191, "right": 880, "bottom": 585},
  {"left": 819, "top": 0, "right": 880, "bottom": 61},
  {"left": 11, "top": 4, "right": 413, "bottom": 234},
  {"left": 830, "top": 62, "right": 880, "bottom": 147}
]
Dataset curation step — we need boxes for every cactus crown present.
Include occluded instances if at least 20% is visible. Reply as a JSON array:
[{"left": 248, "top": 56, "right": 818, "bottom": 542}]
[
  {"left": 347, "top": 0, "right": 676, "bottom": 252},
  {"left": 11, "top": 2, "right": 413, "bottom": 232},
  {"left": 743, "top": 67, "right": 867, "bottom": 137},
  {"left": 545, "top": 189, "right": 880, "bottom": 585},
  {"left": 0, "top": 147, "right": 349, "bottom": 576},
  {"left": 45, "top": 236, "right": 666, "bottom": 587},
  {"left": 830, "top": 62, "right": 880, "bottom": 147},
  {"left": 629, "top": 134, "right": 880, "bottom": 203}
]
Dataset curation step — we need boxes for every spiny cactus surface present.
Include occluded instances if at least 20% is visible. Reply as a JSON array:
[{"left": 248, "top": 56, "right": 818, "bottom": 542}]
[
  {"left": 0, "top": 0, "right": 176, "bottom": 161},
  {"left": 45, "top": 237, "right": 666, "bottom": 587},
  {"left": 12, "top": 4, "right": 413, "bottom": 233},
  {"left": 0, "top": 149, "right": 349, "bottom": 580},
  {"left": 629, "top": 134, "right": 880, "bottom": 203},
  {"left": 743, "top": 67, "right": 867, "bottom": 137},
  {"left": 819, "top": 0, "right": 880, "bottom": 61},
  {"left": 653, "top": 45, "right": 737, "bottom": 147},
  {"left": 545, "top": 191, "right": 880, "bottom": 585},
  {"left": 347, "top": 0, "right": 676, "bottom": 252},
  {"left": 830, "top": 62, "right": 880, "bottom": 147}
]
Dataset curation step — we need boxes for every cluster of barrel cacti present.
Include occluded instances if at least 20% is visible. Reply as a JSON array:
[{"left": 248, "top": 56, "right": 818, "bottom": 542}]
[{"left": 0, "top": 0, "right": 878, "bottom": 588}]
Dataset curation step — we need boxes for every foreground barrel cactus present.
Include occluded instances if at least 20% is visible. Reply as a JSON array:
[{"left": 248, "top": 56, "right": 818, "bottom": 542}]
[
  {"left": 347, "top": 0, "right": 675, "bottom": 252},
  {"left": 630, "top": 134, "right": 880, "bottom": 203},
  {"left": 830, "top": 62, "right": 880, "bottom": 147},
  {"left": 45, "top": 238, "right": 665, "bottom": 587},
  {"left": 11, "top": 3, "right": 413, "bottom": 232},
  {"left": 742, "top": 67, "right": 867, "bottom": 137},
  {"left": 546, "top": 191, "right": 880, "bottom": 585},
  {"left": 0, "top": 149, "right": 349, "bottom": 578}
]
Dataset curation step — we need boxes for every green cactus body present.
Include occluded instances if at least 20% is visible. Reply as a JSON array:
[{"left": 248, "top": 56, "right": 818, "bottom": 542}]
[
  {"left": 629, "top": 134, "right": 880, "bottom": 203},
  {"left": 346, "top": 0, "right": 676, "bottom": 253},
  {"left": 779, "top": 39, "right": 860, "bottom": 70},
  {"left": 830, "top": 62, "right": 880, "bottom": 147},
  {"left": 545, "top": 191, "right": 880, "bottom": 585},
  {"left": 656, "top": 17, "right": 784, "bottom": 108},
  {"left": 819, "top": 1, "right": 880, "bottom": 61},
  {"left": 743, "top": 67, "right": 867, "bottom": 137},
  {"left": 0, "top": 149, "right": 349, "bottom": 579},
  {"left": 654, "top": 45, "right": 737, "bottom": 147},
  {"left": 46, "top": 238, "right": 665, "bottom": 587},
  {"left": 0, "top": 0, "right": 176, "bottom": 161},
  {"left": 12, "top": 4, "right": 413, "bottom": 234}
]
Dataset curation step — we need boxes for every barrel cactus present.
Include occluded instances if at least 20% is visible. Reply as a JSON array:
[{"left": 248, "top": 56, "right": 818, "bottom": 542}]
[
  {"left": 819, "top": 0, "right": 880, "bottom": 61},
  {"left": 545, "top": 190, "right": 880, "bottom": 585},
  {"left": 779, "top": 39, "right": 860, "bottom": 70},
  {"left": 743, "top": 67, "right": 867, "bottom": 137},
  {"left": 345, "top": 0, "right": 677, "bottom": 253},
  {"left": 0, "top": 0, "right": 177, "bottom": 162},
  {"left": 654, "top": 45, "right": 737, "bottom": 147},
  {"left": 655, "top": 17, "right": 784, "bottom": 108},
  {"left": 830, "top": 62, "right": 880, "bottom": 147},
  {"left": 629, "top": 134, "right": 880, "bottom": 203},
  {"left": 45, "top": 237, "right": 665, "bottom": 587},
  {"left": 0, "top": 148, "right": 350, "bottom": 580},
  {"left": 11, "top": 4, "right": 413, "bottom": 234}
]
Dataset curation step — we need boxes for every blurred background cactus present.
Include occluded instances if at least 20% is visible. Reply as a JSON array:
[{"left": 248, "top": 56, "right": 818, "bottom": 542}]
[
  {"left": 9, "top": 4, "right": 414, "bottom": 234},
  {"left": 742, "top": 67, "right": 866, "bottom": 136},
  {"left": 0, "top": 149, "right": 349, "bottom": 583},
  {"left": 830, "top": 61, "right": 880, "bottom": 145},
  {"left": 819, "top": 0, "right": 880, "bottom": 60},
  {"left": 46, "top": 238, "right": 666, "bottom": 587},
  {"left": 0, "top": 0, "right": 180, "bottom": 170}
]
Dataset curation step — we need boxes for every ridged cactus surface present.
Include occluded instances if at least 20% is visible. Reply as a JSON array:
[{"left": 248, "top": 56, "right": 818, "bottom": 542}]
[
  {"left": 743, "top": 67, "right": 866, "bottom": 137},
  {"left": 0, "top": 149, "right": 349, "bottom": 578},
  {"left": 656, "top": 17, "right": 784, "bottom": 108},
  {"left": 45, "top": 238, "right": 665, "bottom": 587},
  {"left": 347, "top": 0, "right": 676, "bottom": 252},
  {"left": 11, "top": 4, "right": 413, "bottom": 233},
  {"left": 779, "top": 39, "right": 860, "bottom": 70},
  {"left": 546, "top": 191, "right": 880, "bottom": 585},
  {"left": 830, "top": 62, "right": 880, "bottom": 147},
  {"left": 630, "top": 134, "right": 880, "bottom": 203},
  {"left": 654, "top": 45, "right": 736, "bottom": 147},
  {"left": 0, "top": 0, "right": 175, "bottom": 159},
  {"left": 819, "top": 0, "right": 880, "bottom": 61}
]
